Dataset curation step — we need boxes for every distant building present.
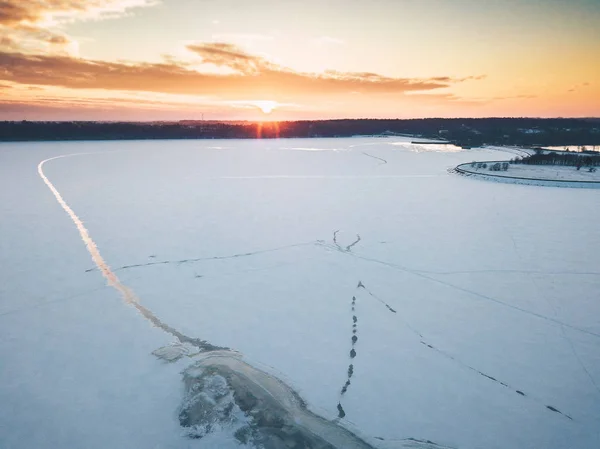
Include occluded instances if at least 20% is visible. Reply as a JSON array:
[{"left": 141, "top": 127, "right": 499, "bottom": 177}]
[{"left": 518, "top": 128, "right": 544, "bottom": 134}]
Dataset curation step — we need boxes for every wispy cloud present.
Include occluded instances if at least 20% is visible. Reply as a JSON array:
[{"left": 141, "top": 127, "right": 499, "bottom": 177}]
[
  {"left": 568, "top": 82, "right": 591, "bottom": 93},
  {"left": 0, "top": 41, "right": 485, "bottom": 104},
  {"left": 186, "top": 42, "right": 276, "bottom": 74},
  {"left": 430, "top": 75, "right": 487, "bottom": 83},
  {"left": 0, "top": 0, "right": 156, "bottom": 53},
  {"left": 0, "top": 0, "right": 156, "bottom": 27}
]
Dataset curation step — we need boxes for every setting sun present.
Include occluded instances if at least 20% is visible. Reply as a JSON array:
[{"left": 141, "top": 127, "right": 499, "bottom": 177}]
[{"left": 255, "top": 101, "right": 278, "bottom": 114}]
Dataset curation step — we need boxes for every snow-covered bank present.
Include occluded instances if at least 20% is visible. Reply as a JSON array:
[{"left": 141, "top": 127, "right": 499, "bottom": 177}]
[
  {"left": 180, "top": 353, "right": 377, "bottom": 448},
  {"left": 456, "top": 160, "right": 600, "bottom": 188}
]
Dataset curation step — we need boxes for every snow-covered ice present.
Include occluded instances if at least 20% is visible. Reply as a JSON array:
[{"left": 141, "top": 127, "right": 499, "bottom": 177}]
[{"left": 1, "top": 137, "right": 599, "bottom": 449}]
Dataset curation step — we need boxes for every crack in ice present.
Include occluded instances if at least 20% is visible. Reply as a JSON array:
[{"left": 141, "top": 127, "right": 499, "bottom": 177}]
[
  {"left": 362, "top": 152, "right": 388, "bottom": 165},
  {"left": 329, "top": 247, "right": 600, "bottom": 339},
  {"left": 84, "top": 242, "right": 315, "bottom": 273},
  {"left": 358, "top": 281, "right": 574, "bottom": 421}
]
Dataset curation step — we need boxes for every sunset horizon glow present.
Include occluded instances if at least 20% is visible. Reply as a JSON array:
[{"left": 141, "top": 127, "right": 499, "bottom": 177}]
[{"left": 0, "top": 0, "right": 598, "bottom": 121}]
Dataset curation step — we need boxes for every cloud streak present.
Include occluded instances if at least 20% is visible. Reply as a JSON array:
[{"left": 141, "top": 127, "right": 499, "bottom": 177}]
[
  {"left": 0, "top": 42, "right": 481, "bottom": 101},
  {"left": 0, "top": 0, "right": 155, "bottom": 27},
  {"left": 0, "top": 0, "right": 155, "bottom": 53}
]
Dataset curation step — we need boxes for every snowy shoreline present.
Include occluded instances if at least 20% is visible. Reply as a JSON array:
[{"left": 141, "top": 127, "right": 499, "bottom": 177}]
[{"left": 455, "top": 148, "right": 600, "bottom": 188}]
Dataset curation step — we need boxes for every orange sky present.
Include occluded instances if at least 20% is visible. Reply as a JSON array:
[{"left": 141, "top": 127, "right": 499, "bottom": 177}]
[{"left": 0, "top": 0, "right": 599, "bottom": 120}]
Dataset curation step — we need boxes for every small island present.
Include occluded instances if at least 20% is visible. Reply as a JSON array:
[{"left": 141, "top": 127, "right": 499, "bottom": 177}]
[{"left": 456, "top": 148, "right": 600, "bottom": 188}]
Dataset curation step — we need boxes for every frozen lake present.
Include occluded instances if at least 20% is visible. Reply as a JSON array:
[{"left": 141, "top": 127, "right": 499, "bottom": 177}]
[{"left": 1, "top": 137, "right": 599, "bottom": 449}]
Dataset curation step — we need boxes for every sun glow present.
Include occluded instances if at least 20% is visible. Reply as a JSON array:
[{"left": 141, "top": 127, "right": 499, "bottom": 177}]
[{"left": 255, "top": 100, "right": 278, "bottom": 114}]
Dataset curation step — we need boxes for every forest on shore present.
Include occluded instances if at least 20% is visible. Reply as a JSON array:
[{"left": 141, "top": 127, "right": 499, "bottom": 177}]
[{"left": 1, "top": 118, "right": 599, "bottom": 148}]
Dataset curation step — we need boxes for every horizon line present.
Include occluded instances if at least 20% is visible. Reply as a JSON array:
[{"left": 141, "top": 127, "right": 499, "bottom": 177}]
[{"left": 4, "top": 117, "right": 600, "bottom": 124}]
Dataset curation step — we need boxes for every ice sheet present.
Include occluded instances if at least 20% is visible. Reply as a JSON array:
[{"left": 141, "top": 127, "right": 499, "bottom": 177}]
[{"left": 1, "top": 137, "right": 599, "bottom": 449}]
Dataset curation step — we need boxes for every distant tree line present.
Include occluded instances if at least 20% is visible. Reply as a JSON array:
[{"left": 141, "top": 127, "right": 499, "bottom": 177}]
[
  {"left": 513, "top": 151, "right": 600, "bottom": 169},
  {"left": 1, "top": 118, "right": 600, "bottom": 146},
  {"left": 470, "top": 161, "right": 509, "bottom": 171}
]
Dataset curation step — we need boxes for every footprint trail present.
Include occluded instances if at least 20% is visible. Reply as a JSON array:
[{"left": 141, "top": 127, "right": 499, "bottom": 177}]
[{"left": 337, "top": 293, "right": 360, "bottom": 419}]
